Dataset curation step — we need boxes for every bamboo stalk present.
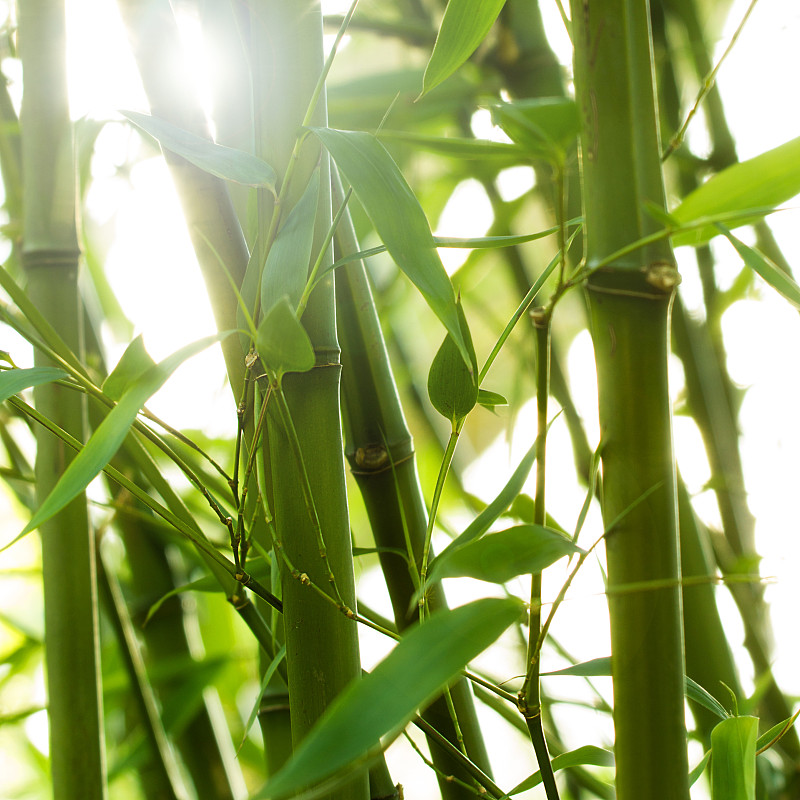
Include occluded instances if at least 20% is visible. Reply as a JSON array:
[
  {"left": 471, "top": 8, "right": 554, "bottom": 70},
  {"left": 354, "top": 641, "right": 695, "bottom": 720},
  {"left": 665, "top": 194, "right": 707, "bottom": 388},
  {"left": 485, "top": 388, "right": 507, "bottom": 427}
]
[
  {"left": 251, "top": 5, "right": 367, "bottom": 800},
  {"left": 569, "top": 1, "right": 689, "bottom": 797},
  {"left": 333, "top": 174, "right": 493, "bottom": 799},
  {"left": 19, "top": 1, "right": 106, "bottom": 798}
]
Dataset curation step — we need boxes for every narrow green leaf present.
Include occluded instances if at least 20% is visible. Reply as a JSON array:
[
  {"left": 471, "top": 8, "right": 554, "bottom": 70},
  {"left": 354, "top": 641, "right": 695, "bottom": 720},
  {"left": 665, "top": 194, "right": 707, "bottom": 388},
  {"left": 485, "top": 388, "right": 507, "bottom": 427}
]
[
  {"left": 755, "top": 710, "right": 800, "bottom": 752},
  {"left": 17, "top": 333, "right": 229, "bottom": 541},
  {"left": 540, "top": 657, "right": 612, "bottom": 678},
  {"left": 258, "top": 598, "right": 524, "bottom": 799},
  {"left": 477, "top": 388, "right": 507, "bottom": 408},
  {"left": 0, "top": 367, "right": 67, "bottom": 403},
  {"left": 711, "top": 716, "right": 758, "bottom": 800},
  {"left": 427, "top": 300, "right": 478, "bottom": 424},
  {"left": 490, "top": 99, "right": 580, "bottom": 162},
  {"left": 102, "top": 335, "right": 155, "bottom": 400},
  {"left": 509, "top": 746, "right": 614, "bottom": 794},
  {"left": 262, "top": 170, "right": 320, "bottom": 314},
  {"left": 435, "top": 437, "right": 538, "bottom": 562},
  {"left": 716, "top": 225, "right": 800, "bottom": 310},
  {"left": 428, "top": 524, "right": 582, "bottom": 585},
  {"left": 240, "top": 644, "right": 287, "bottom": 750},
  {"left": 310, "top": 127, "right": 471, "bottom": 370},
  {"left": 256, "top": 296, "right": 314, "bottom": 378},
  {"left": 122, "top": 110, "right": 277, "bottom": 191},
  {"left": 686, "top": 675, "right": 731, "bottom": 721},
  {"left": 420, "top": 0, "right": 507, "bottom": 97},
  {"left": 672, "top": 136, "right": 800, "bottom": 246},
  {"left": 378, "top": 129, "right": 525, "bottom": 161},
  {"left": 689, "top": 751, "right": 712, "bottom": 787}
]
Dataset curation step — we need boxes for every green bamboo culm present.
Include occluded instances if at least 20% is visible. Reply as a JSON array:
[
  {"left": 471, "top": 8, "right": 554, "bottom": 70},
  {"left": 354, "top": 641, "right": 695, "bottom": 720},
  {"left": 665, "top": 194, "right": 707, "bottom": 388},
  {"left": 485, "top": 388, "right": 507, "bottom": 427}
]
[
  {"left": 568, "top": 1, "right": 690, "bottom": 797},
  {"left": 19, "top": 1, "right": 107, "bottom": 798},
  {"left": 252, "top": 4, "right": 367, "bottom": 800}
]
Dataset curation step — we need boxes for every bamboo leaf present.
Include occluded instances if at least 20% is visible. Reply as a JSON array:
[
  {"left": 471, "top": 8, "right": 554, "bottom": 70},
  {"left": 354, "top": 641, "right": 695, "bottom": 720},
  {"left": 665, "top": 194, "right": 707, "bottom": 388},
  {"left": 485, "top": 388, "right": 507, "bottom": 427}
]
[
  {"left": 540, "top": 657, "right": 612, "bottom": 678},
  {"left": 716, "top": 225, "right": 800, "bottom": 310},
  {"left": 427, "top": 300, "right": 478, "bottom": 424},
  {"left": 262, "top": 170, "right": 320, "bottom": 314},
  {"left": 378, "top": 129, "right": 525, "bottom": 161},
  {"left": 121, "top": 110, "right": 277, "bottom": 191},
  {"left": 420, "top": 0, "right": 507, "bottom": 97},
  {"left": 689, "top": 752, "right": 712, "bottom": 787},
  {"left": 756, "top": 711, "right": 800, "bottom": 752},
  {"left": 310, "top": 127, "right": 471, "bottom": 370},
  {"left": 671, "top": 136, "right": 800, "bottom": 246},
  {"left": 477, "top": 388, "right": 507, "bottom": 408},
  {"left": 14, "top": 333, "right": 229, "bottom": 543},
  {"left": 258, "top": 598, "right": 524, "bottom": 799},
  {"left": 711, "top": 716, "right": 758, "bottom": 800},
  {"left": 427, "top": 524, "right": 582, "bottom": 585},
  {"left": 509, "top": 746, "right": 614, "bottom": 794},
  {"left": 685, "top": 675, "right": 731, "bottom": 721},
  {"left": 102, "top": 335, "right": 155, "bottom": 400},
  {"left": 0, "top": 367, "right": 67, "bottom": 402},
  {"left": 490, "top": 99, "right": 580, "bottom": 163},
  {"left": 256, "top": 296, "right": 314, "bottom": 378},
  {"left": 240, "top": 644, "right": 287, "bottom": 751}
]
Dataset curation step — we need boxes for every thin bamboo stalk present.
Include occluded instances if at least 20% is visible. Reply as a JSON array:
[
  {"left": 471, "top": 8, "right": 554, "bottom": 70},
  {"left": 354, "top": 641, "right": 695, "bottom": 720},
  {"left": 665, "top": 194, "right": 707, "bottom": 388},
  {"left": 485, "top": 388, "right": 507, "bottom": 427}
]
[
  {"left": 569, "top": 1, "right": 689, "bottom": 797},
  {"left": 333, "top": 174, "right": 493, "bottom": 799},
  {"left": 19, "top": 1, "right": 106, "bottom": 798}
]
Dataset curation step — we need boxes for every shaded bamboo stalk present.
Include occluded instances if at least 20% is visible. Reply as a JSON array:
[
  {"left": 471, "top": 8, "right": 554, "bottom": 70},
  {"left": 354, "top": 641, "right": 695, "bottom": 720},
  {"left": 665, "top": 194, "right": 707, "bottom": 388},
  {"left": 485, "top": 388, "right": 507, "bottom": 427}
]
[
  {"left": 569, "top": 0, "right": 689, "bottom": 796},
  {"left": 19, "top": 1, "right": 106, "bottom": 798},
  {"left": 333, "top": 173, "right": 493, "bottom": 799}
]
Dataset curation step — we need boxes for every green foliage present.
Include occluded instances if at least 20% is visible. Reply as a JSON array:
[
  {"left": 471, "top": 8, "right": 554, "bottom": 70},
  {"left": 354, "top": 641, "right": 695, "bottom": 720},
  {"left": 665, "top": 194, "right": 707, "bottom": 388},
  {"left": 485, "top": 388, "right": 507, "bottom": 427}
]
[{"left": 711, "top": 716, "right": 758, "bottom": 800}]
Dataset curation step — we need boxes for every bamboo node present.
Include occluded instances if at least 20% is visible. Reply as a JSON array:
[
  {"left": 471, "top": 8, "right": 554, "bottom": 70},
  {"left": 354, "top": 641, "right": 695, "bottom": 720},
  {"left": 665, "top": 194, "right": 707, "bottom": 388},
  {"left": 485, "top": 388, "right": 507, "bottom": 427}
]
[
  {"left": 644, "top": 262, "right": 681, "bottom": 292},
  {"left": 299, "top": 572, "right": 310, "bottom": 585}
]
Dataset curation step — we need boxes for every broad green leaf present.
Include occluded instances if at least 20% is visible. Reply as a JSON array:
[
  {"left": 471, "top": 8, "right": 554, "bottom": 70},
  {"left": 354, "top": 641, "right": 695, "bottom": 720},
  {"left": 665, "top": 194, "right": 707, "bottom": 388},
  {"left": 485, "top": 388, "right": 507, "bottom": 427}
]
[
  {"left": 427, "top": 524, "right": 582, "bottom": 585},
  {"left": 0, "top": 367, "right": 67, "bottom": 403},
  {"left": 256, "top": 296, "right": 314, "bottom": 378},
  {"left": 491, "top": 99, "right": 580, "bottom": 163},
  {"left": 427, "top": 301, "right": 478, "bottom": 425},
  {"left": 262, "top": 170, "right": 320, "bottom": 314},
  {"left": 310, "top": 127, "right": 471, "bottom": 370},
  {"left": 17, "top": 333, "right": 229, "bottom": 541},
  {"left": 540, "top": 657, "right": 612, "bottom": 678},
  {"left": 686, "top": 675, "right": 731, "bottom": 721},
  {"left": 435, "top": 437, "right": 538, "bottom": 563},
  {"left": 716, "top": 225, "right": 800, "bottom": 310},
  {"left": 378, "top": 130, "right": 525, "bottom": 161},
  {"left": 420, "top": 0, "right": 507, "bottom": 97},
  {"left": 102, "top": 336, "right": 155, "bottom": 400},
  {"left": 711, "top": 716, "right": 758, "bottom": 800},
  {"left": 509, "top": 746, "right": 614, "bottom": 794},
  {"left": 122, "top": 110, "right": 277, "bottom": 191},
  {"left": 672, "top": 136, "right": 800, "bottom": 246},
  {"left": 259, "top": 598, "right": 524, "bottom": 799}
]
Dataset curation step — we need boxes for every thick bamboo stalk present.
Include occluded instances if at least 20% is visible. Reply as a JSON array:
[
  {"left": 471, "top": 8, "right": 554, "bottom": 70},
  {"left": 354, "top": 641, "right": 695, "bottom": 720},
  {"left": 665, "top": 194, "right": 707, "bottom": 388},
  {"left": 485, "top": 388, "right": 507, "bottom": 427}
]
[
  {"left": 252, "top": 5, "right": 366, "bottom": 800},
  {"left": 569, "top": 1, "right": 689, "bottom": 797},
  {"left": 19, "top": 1, "right": 106, "bottom": 798}
]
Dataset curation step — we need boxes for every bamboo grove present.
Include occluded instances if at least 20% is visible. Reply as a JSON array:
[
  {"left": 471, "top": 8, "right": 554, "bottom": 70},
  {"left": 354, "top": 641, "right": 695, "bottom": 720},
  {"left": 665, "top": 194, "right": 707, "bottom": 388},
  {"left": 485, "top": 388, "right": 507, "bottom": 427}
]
[{"left": 1, "top": 0, "right": 799, "bottom": 799}]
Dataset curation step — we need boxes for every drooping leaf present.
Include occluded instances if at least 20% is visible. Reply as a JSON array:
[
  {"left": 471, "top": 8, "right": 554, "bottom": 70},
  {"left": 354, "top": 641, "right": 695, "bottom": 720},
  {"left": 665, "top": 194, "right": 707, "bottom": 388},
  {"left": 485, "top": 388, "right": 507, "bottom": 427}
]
[
  {"left": 711, "top": 716, "right": 758, "bottom": 800},
  {"left": 122, "top": 110, "right": 277, "bottom": 191},
  {"left": 16, "top": 333, "right": 229, "bottom": 542},
  {"left": 427, "top": 300, "right": 478, "bottom": 425},
  {"left": 427, "top": 524, "right": 582, "bottom": 585},
  {"left": 256, "top": 296, "right": 314, "bottom": 379},
  {"left": 420, "top": 0, "right": 507, "bottom": 97},
  {"left": 262, "top": 170, "right": 320, "bottom": 314},
  {"left": 509, "top": 746, "right": 614, "bottom": 794},
  {"left": 686, "top": 675, "right": 731, "bottom": 721},
  {"left": 310, "top": 127, "right": 471, "bottom": 370},
  {"left": 102, "top": 336, "right": 156, "bottom": 400},
  {"left": 491, "top": 99, "right": 580, "bottom": 163},
  {"left": 716, "top": 225, "right": 800, "bottom": 310},
  {"left": 672, "top": 136, "right": 800, "bottom": 247},
  {"left": 258, "top": 598, "right": 524, "bottom": 799},
  {"left": 0, "top": 367, "right": 67, "bottom": 403}
]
